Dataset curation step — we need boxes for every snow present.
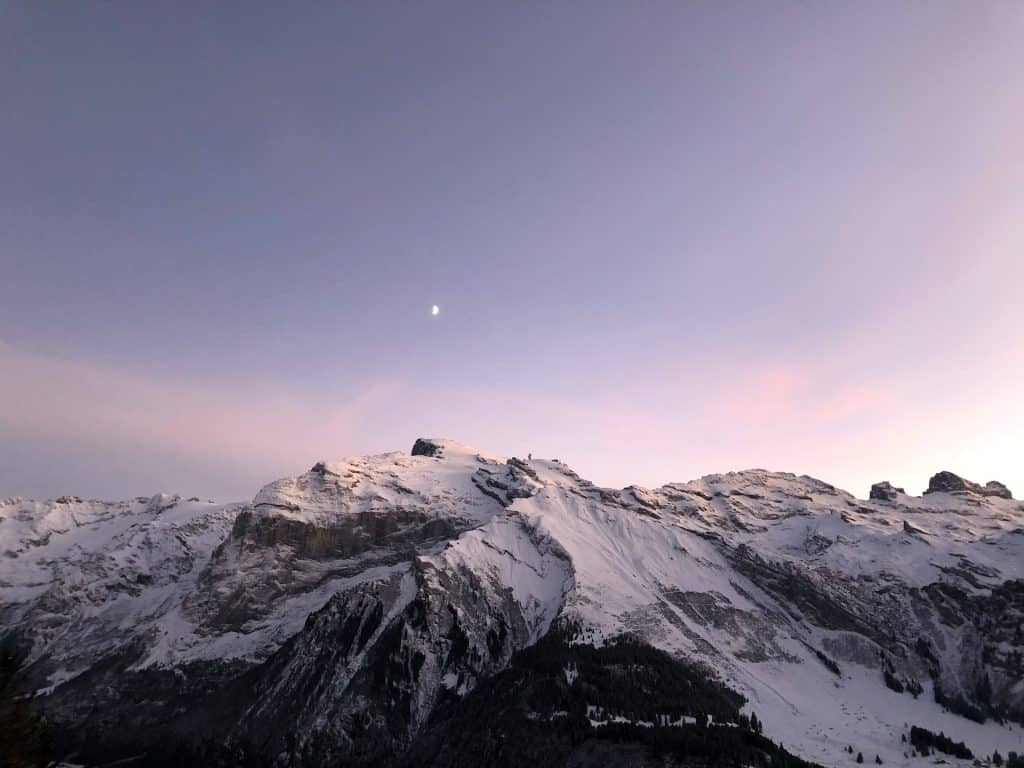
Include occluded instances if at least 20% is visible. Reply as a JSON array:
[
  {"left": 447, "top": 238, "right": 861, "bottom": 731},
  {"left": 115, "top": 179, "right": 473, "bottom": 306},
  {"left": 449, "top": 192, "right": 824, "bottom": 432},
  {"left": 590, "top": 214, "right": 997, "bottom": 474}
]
[
  {"left": 134, "top": 563, "right": 412, "bottom": 668},
  {"left": 585, "top": 705, "right": 701, "bottom": 730},
  {"left": 564, "top": 663, "right": 578, "bottom": 685},
  {"left": 0, "top": 494, "right": 237, "bottom": 604},
  {"left": 441, "top": 671, "right": 459, "bottom": 689},
  {"left": 745, "top": 662, "right": 1024, "bottom": 766},
  {"left": 504, "top": 463, "right": 1024, "bottom": 764},
  {"left": 427, "top": 508, "right": 573, "bottom": 644},
  {"left": 252, "top": 440, "right": 507, "bottom": 527},
  {"left": 3, "top": 442, "right": 1022, "bottom": 765}
]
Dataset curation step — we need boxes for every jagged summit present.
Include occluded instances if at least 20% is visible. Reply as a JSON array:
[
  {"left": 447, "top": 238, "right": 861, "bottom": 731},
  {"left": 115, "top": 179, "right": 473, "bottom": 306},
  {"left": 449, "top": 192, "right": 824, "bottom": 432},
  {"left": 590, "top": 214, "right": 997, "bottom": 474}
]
[
  {"left": 2, "top": 441, "right": 1022, "bottom": 766},
  {"left": 925, "top": 469, "right": 1013, "bottom": 499}
]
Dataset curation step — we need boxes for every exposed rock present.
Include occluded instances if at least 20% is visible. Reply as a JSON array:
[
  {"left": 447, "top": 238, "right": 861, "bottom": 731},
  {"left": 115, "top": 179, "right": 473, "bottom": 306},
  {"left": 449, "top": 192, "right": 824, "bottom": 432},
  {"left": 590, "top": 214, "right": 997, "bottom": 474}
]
[
  {"left": 411, "top": 438, "right": 443, "bottom": 457},
  {"left": 983, "top": 480, "right": 1014, "bottom": 499},
  {"left": 309, "top": 460, "right": 339, "bottom": 477},
  {"left": 926, "top": 471, "right": 974, "bottom": 495},
  {"left": 926, "top": 471, "right": 1013, "bottom": 499},
  {"left": 870, "top": 481, "right": 905, "bottom": 501}
]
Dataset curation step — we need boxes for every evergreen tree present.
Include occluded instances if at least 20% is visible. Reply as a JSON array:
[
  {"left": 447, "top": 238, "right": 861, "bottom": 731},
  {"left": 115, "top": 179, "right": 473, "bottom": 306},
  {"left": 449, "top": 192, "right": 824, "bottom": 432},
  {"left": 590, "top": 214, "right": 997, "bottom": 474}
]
[
  {"left": 750, "top": 711, "right": 761, "bottom": 734},
  {"left": 0, "top": 643, "right": 51, "bottom": 768}
]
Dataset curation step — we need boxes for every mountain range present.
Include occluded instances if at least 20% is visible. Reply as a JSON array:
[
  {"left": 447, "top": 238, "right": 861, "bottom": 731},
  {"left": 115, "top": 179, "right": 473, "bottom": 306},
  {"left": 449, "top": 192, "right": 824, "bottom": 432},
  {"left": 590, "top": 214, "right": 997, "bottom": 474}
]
[{"left": 2, "top": 438, "right": 1022, "bottom": 767}]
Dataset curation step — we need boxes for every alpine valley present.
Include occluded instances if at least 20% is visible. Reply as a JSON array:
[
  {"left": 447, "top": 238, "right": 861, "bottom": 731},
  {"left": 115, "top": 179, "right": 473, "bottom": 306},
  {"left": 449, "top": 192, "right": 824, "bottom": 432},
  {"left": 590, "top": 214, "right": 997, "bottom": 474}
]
[{"left": 2, "top": 439, "right": 1023, "bottom": 767}]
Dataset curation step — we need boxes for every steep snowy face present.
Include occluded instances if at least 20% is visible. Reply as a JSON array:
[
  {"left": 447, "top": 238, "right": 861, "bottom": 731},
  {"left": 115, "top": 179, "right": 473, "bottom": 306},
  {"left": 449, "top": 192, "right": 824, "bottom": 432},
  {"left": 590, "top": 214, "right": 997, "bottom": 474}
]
[
  {"left": 518, "top": 467, "right": 1024, "bottom": 765},
  {"left": 177, "top": 440, "right": 525, "bottom": 665},
  {"left": 663, "top": 469, "right": 1024, "bottom": 589},
  {"left": 229, "top": 509, "right": 574, "bottom": 765},
  {"left": 206, "top": 446, "right": 571, "bottom": 763},
  {"left": 387, "top": 459, "right": 1023, "bottom": 765},
  {"left": 0, "top": 494, "right": 241, "bottom": 678},
  {"left": 1, "top": 439, "right": 572, "bottom": 763},
  {"left": 3, "top": 447, "right": 1023, "bottom": 767}
]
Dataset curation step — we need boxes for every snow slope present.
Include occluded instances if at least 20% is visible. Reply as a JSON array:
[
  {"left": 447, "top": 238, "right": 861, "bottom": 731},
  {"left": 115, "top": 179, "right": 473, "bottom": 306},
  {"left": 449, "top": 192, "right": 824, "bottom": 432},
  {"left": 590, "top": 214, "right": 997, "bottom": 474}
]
[
  {"left": 506, "top": 463, "right": 1024, "bottom": 764},
  {"left": 2, "top": 440, "right": 1022, "bottom": 766}
]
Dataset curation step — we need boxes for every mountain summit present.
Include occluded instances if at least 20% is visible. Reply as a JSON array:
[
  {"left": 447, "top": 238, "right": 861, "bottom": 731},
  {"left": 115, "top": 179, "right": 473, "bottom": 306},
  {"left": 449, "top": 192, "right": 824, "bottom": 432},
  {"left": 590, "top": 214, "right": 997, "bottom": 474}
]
[{"left": 2, "top": 440, "right": 1022, "bottom": 766}]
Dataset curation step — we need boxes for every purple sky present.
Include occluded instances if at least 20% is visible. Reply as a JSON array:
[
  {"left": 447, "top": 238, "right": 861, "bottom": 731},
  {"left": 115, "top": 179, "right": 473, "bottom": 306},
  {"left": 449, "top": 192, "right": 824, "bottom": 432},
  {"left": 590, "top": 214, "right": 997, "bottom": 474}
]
[{"left": 2, "top": 3, "right": 1021, "bottom": 502}]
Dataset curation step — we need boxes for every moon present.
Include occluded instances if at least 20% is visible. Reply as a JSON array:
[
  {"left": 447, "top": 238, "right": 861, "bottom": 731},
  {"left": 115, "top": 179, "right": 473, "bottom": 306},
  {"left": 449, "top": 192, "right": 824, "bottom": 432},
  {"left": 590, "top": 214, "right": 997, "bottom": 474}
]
[{"left": 431, "top": 304, "right": 440, "bottom": 316}]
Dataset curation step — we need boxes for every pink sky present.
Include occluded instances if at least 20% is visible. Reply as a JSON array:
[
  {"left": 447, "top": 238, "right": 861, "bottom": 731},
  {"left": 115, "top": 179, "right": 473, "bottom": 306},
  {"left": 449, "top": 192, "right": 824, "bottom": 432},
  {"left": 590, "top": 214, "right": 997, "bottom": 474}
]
[{"left": 1, "top": 333, "right": 1020, "bottom": 502}]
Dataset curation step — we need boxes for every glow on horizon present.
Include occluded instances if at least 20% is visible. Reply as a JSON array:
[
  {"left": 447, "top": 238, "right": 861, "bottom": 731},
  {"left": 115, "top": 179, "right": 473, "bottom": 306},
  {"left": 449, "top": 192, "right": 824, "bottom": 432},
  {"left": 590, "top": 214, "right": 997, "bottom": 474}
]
[{"left": 0, "top": 338, "right": 1020, "bottom": 503}]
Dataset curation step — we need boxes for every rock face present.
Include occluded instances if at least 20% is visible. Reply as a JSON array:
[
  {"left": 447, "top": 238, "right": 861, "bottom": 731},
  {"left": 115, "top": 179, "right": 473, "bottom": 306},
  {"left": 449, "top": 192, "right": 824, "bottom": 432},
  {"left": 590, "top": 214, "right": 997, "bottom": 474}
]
[
  {"left": 985, "top": 480, "right": 1014, "bottom": 498},
  {"left": 410, "top": 438, "right": 443, "bottom": 457},
  {"left": 869, "top": 480, "right": 905, "bottom": 501},
  {"left": 2, "top": 442, "right": 1023, "bottom": 767},
  {"left": 925, "top": 470, "right": 1013, "bottom": 499}
]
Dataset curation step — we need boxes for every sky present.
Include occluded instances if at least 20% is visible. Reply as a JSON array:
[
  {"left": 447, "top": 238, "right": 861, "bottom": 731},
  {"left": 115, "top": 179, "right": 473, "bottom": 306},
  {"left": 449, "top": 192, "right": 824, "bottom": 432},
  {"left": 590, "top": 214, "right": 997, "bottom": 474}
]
[{"left": 1, "top": 2, "right": 1021, "bottom": 502}]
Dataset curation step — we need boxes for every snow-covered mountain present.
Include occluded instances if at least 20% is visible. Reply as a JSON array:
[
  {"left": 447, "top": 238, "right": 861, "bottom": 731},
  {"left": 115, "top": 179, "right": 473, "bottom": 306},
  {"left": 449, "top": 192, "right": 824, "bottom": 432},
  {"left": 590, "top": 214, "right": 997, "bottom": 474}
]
[{"left": 2, "top": 439, "right": 1022, "bottom": 766}]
